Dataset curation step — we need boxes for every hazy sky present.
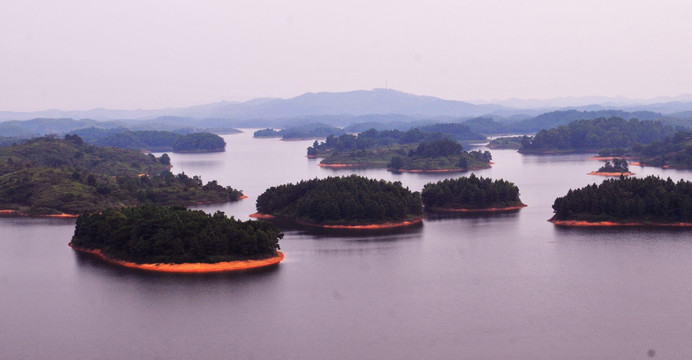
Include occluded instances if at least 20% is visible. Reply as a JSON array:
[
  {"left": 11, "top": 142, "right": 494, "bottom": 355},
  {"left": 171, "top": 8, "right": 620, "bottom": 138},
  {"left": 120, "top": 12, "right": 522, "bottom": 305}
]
[{"left": 2, "top": 0, "right": 691, "bottom": 111}]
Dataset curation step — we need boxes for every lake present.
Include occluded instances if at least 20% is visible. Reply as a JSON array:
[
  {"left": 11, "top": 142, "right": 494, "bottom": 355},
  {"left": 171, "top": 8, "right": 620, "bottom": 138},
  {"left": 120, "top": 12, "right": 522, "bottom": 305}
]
[{"left": 2, "top": 131, "right": 691, "bottom": 359}]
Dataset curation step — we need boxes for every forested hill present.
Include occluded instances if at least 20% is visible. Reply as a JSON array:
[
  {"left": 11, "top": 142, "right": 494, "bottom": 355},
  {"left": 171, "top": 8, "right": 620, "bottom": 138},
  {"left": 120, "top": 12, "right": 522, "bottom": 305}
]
[
  {"left": 256, "top": 175, "right": 422, "bottom": 226},
  {"left": 631, "top": 131, "right": 692, "bottom": 168},
  {"left": 519, "top": 117, "right": 676, "bottom": 153},
  {"left": 0, "top": 136, "right": 243, "bottom": 215},
  {"left": 422, "top": 175, "right": 523, "bottom": 210}
]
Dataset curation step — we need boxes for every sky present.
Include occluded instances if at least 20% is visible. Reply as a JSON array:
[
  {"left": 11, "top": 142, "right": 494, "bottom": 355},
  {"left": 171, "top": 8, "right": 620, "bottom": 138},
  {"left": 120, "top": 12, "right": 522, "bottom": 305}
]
[{"left": 2, "top": 0, "right": 692, "bottom": 111}]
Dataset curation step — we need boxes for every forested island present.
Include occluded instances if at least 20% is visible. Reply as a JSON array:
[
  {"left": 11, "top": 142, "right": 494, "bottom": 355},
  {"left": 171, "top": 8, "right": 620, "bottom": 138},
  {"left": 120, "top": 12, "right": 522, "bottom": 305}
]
[
  {"left": 307, "top": 128, "right": 446, "bottom": 158},
  {"left": 589, "top": 159, "right": 633, "bottom": 176},
  {"left": 0, "top": 135, "right": 243, "bottom": 216},
  {"left": 550, "top": 176, "right": 692, "bottom": 226},
  {"left": 388, "top": 139, "right": 492, "bottom": 172},
  {"left": 519, "top": 117, "right": 675, "bottom": 154},
  {"left": 487, "top": 136, "right": 524, "bottom": 149},
  {"left": 71, "top": 128, "right": 227, "bottom": 152},
  {"left": 253, "top": 175, "right": 423, "bottom": 229},
  {"left": 253, "top": 128, "right": 284, "bottom": 138},
  {"left": 422, "top": 175, "right": 525, "bottom": 213},
  {"left": 70, "top": 205, "right": 283, "bottom": 272}
]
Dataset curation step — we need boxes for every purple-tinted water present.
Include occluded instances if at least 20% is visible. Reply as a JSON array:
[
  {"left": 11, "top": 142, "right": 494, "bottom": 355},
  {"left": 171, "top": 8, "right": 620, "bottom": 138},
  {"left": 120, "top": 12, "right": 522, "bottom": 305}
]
[{"left": 1, "top": 131, "right": 691, "bottom": 359}]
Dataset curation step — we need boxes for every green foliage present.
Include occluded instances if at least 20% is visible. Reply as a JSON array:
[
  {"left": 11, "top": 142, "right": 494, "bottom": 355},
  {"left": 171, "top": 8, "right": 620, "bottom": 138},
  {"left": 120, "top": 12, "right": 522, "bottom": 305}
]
[
  {"left": 422, "top": 174, "right": 522, "bottom": 209},
  {"left": 172, "top": 133, "right": 226, "bottom": 152},
  {"left": 632, "top": 131, "right": 692, "bottom": 168},
  {"left": 551, "top": 176, "right": 692, "bottom": 222},
  {"left": 0, "top": 137, "right": 242, "bottom": 215},
  {"left": 307, "top": 128, "right": 449, "bottom": 157},
  {"left": 487, "top": 136, "right": 524, "bottom": 149},
  {"left": 71, "top": 128, "right": 225, "bottom": 152},
  {"left": 597, "top": 159, "right": 629, "bottom": 173},
  {"left": 71, "top": 205, "right": 282, "bottom": 263},
  {"left": 281, "top": 123, "right": 344, "bottom": 140},
  {"left": 387, "top": 139, "right": 492, "bottom": 171},
  {"left": 417, "top": 123, "right": 486, "bottom": 141},
  {"left": 256, "top": 175, "right": 422, "bottom": 225},
  {"left": 519, "top": 117, "right": 675, "bottom": 153},
  {"left": 253, "top": 128, "right": 284, "bottom": 138}
]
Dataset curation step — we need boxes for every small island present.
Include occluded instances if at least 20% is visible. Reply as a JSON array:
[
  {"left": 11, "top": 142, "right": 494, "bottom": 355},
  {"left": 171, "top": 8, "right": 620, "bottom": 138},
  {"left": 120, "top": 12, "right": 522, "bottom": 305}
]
[
  {"left": 71, "top": 128, "right": 227, "bottom": 153},
  {"left": 70, "top": 205, "right": 283, "bottom": 273},
  {"left": 422, "top": 174, "right": 526, "bottom": 213},
  {"left": 487, "top": 136, "right": 525, "bottom": 150},
  {"left": 550, "top": 176, "right": 692, "bottom": 226},
  {"left": 253, "top": 175, "right": 423, "bottom": 229},
  {"left": 253, "top": 128, "right": 284, "bottom": 138},
  {"left": 588, "top": 158, "right": 634, "bottom": 176}
]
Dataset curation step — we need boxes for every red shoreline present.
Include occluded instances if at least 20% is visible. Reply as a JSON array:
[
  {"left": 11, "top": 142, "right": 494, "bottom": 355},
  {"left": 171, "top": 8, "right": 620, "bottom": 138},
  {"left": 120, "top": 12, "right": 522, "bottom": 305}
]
[
  {"left": 318, "top": 163, "right": 376, "bottom": 168},
  {"left": 587, "top": 171, "right": 634, "bottom": 176},
  {"left": 549, "top": 219, "right": 692, "bottom": 227},
  {"left": 427, "top": 204, "right": 527, "bottom": 213},
  {"left": 249, "top": 212, "right": 276, "bottom": 220},
  {"left": 69, "top": 244, "right": 284, "bottom": 273},
  {"left": 296, "top": 217, "right": 423, "bottom": 229},
  {"left": 389, "top": 166, "right": 490, "bottom": 173},
  {"left": 0, "top": 209, "right": 79, "bottom": 218}
]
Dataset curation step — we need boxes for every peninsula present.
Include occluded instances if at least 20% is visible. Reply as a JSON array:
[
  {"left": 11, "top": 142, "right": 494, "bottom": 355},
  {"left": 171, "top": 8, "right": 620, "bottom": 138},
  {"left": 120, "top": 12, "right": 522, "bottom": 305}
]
[
  {"left": 70, "top": 205, "right": 283, "bottom": 272},
  {"left": 0, "top": 135, "right": 244, "bottom": 216}
]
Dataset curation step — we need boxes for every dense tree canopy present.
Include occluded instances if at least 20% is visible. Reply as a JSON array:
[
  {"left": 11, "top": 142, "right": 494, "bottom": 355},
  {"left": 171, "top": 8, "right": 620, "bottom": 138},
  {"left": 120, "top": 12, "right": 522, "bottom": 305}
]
[
  {"left": 388, "top": 139, "right": 492, "bottom": 171},
  {"left": 551, "top": 176, "right": 692, "bottom": 223},
  {"left": 519, "top": 117, "right": 675, "bottom": 153},
  {"left": 631, "top": 131, "right": 692, "bottom": 168},
  {"left": 71, "top": 205, "right": 282, "bottom": 264},
  {"left": 253, "top": 128, "right": 284, "bottom": 138},
  {"left": 0, "top": 136, "right": 242, "bottom": 215},
  {"left": 307, "top": 128, "right": 448, "bottom": 157},
  {"left": 256, "top": 175, "right": 422, "bottom": 225},
  {"left": 422, "top": 174, "right": 522, "bottom": 210},
  {"left": 71, "top": 128, "right": 226, "bottom": 152}
]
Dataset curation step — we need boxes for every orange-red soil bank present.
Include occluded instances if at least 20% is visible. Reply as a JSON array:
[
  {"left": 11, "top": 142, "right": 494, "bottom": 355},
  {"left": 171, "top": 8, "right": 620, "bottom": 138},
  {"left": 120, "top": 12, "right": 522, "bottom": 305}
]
[
  {"left": 587, "top": 171, "right": 634, "bottom": 176},
  {"left": 590, "top": 156, "right": 634, "bottom": 161},
  {"left": 390, "top": 166, "right": 490, "bottom": 173},
  {"left": 69, "top": 244, "right": 284, "bottom": 273},
  {"left": 0, "top": 209, "right": 78, "bottom": 218},
  {"left": 297, "top": 217, "right": 423, "bottom": 229},
  {"left": 249, "top": 212, "right": 276, "bottom": 220},
  {"left": 427, "top": 204, "right": 527, "bottom": 213},
  {"left": 549, "top": 220, "right": 692, "bottom": 227}
]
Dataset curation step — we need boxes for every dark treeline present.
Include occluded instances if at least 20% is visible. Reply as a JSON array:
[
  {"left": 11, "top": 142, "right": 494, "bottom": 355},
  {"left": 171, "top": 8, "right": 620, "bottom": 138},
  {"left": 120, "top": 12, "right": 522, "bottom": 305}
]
[
  {"left": 70, "top": 128, "right": 226, "bottom": 152},
  {"left": 519, "top": 117, "right": 676, "bottom": 153},
  {"left": 253, "top": 128, "right": 284, "bottom": 138},
  {"left": 71, "top": 205, "right": 282, "bottom": 264},
  {"left": 307, "top": 128, "right": 448, "bottom": 156},
  {"left": 422, "top": 174, "right": 522, "bottom": 209},
  {"left": 256, "top": 175, "right": 422, "bottom": 225},
  {"left": 551, "top": 176, "right": 692, "bottom": 223},
  {"left": 417, "top": 123, "right": 486, "bottom": 141},
  {"left": 281, "top": 123, "right": 344, "bottom": 140}
]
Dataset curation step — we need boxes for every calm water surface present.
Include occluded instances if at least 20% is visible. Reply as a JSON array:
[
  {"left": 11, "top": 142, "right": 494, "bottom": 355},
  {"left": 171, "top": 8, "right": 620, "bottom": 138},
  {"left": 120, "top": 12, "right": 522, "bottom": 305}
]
[{"left": 2, "top": 131, "right": 692, "bottom": 359}]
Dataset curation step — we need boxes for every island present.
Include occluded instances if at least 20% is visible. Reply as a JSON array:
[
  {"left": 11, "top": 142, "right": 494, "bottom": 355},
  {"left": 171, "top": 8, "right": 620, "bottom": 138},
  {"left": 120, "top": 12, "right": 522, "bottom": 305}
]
[
  {"left": 518, "top": 117, "right": 674, "bottom": 154},
  {"left": 388, "top": 139, "right": 492, "bottom": 172},
  {"left": 253, "top": 128, "right": 284, "bottom": 138},
  {"left": 588, "top": 158, "right": 634, "bottom": 176},
  {"left": 253, "top": 175, "right": 423, "bottom": 229},
  {"left": 487, "top": 136, "right": 525, "bottom": 150},
  {"left": 550, "top": 175, "right": 692, "bottom": 226},
  {"left": 422, "top": 174, "right": 526, "bottom": 213},
  {"left": 70, "top": 205, "right": 283, "bottom": 273},
  {"left": 0, "top": 135, "right": 244, "bottom": 216}
]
